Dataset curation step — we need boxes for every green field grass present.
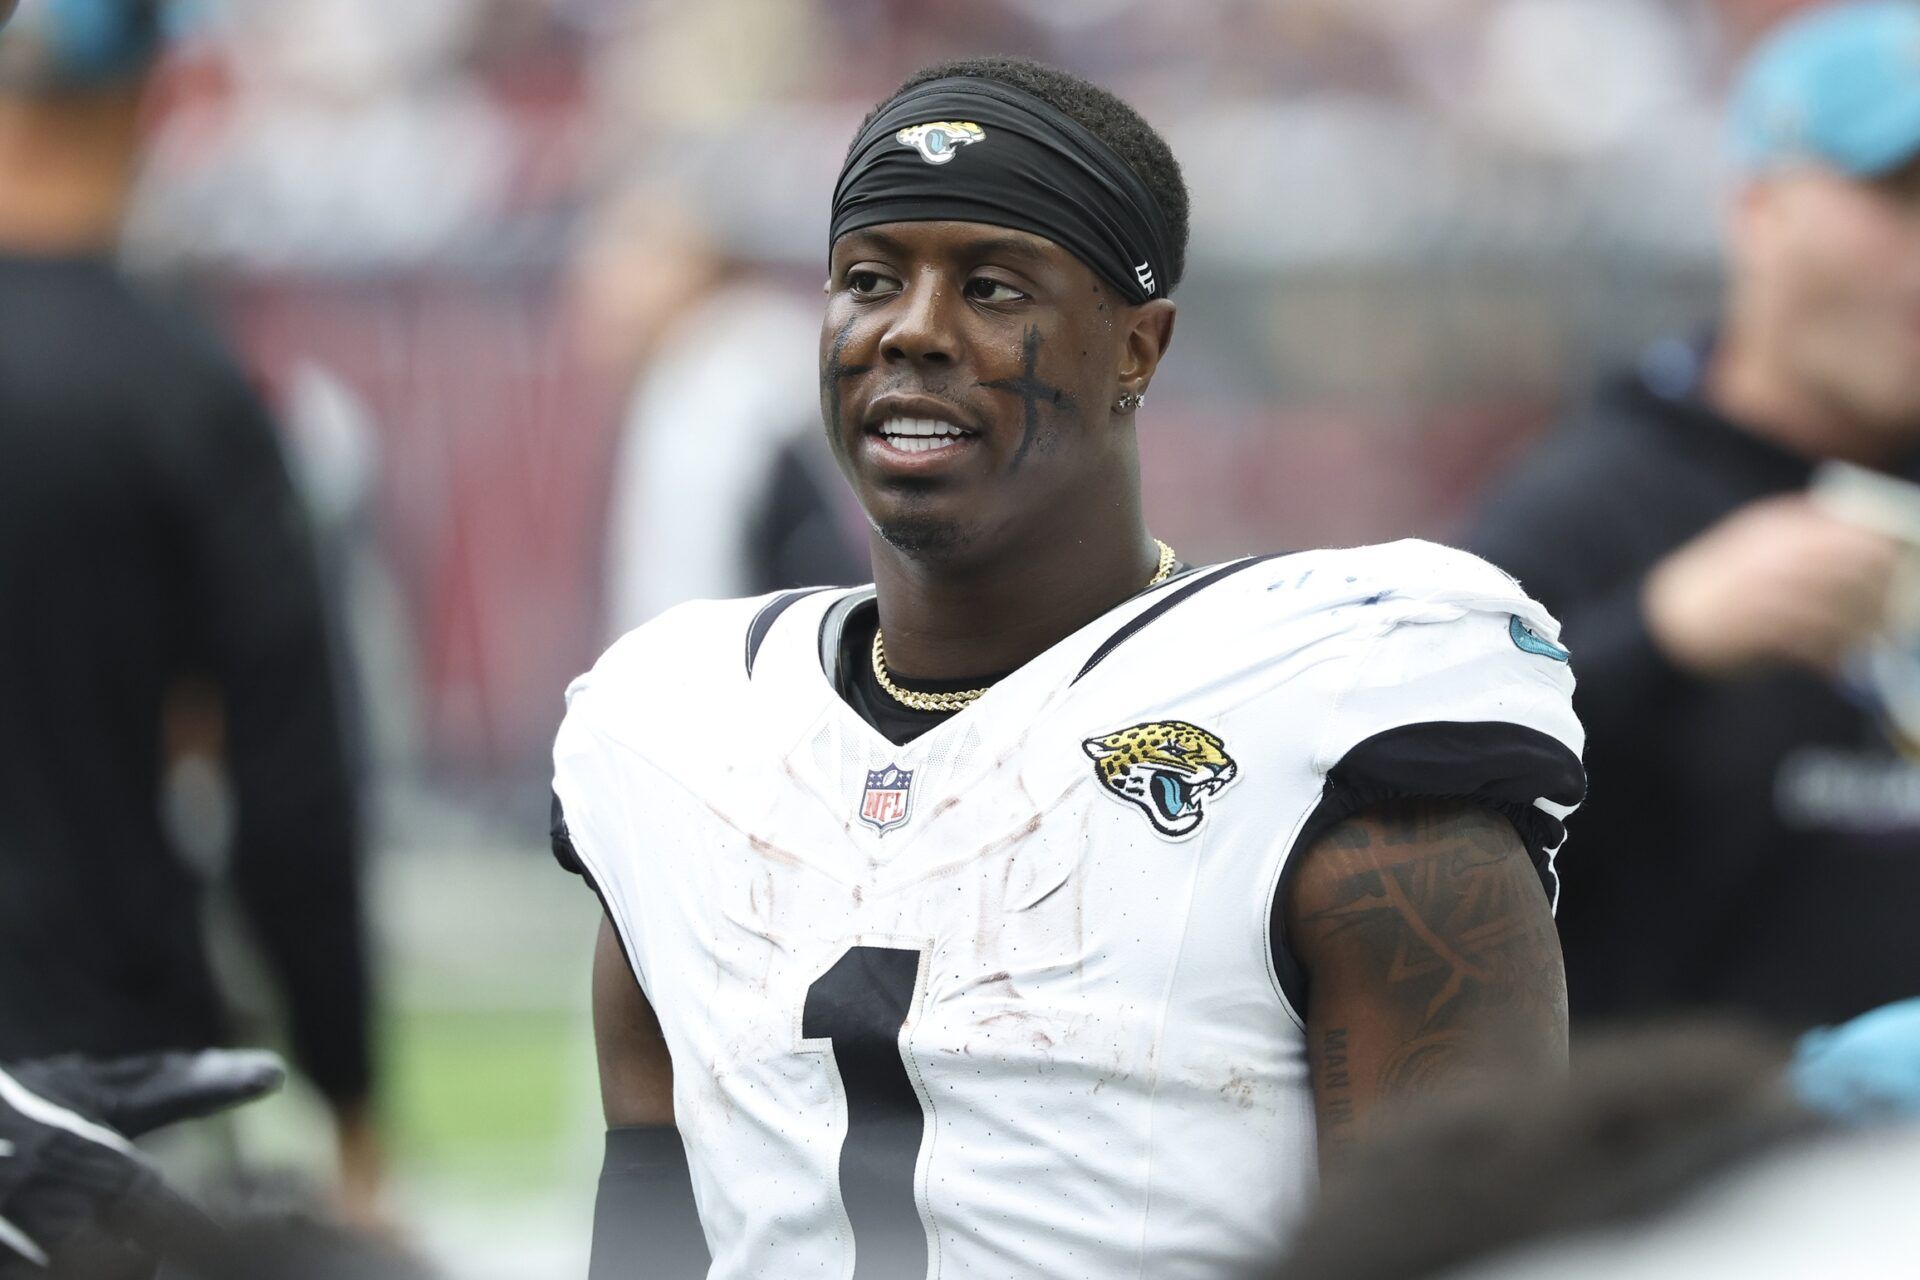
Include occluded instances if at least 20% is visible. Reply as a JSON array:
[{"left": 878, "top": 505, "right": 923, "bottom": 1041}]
[{"left": 386, "top": 1005, "right": 593, "bottom": 1191}]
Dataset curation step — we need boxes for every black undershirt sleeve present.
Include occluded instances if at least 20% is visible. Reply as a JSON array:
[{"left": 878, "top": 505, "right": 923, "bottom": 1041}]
[
  {"left": 590, "top": 1125, "right": 710, "bottom": 1280},
  {"left": 1269, "top": 721, "right": 1587, "bottom": 1014},
  {"left": 549, "top": 791, "right": 588, "bottom": 876}
]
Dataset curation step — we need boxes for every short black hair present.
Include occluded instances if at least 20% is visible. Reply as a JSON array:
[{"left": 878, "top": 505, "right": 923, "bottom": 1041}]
[{"left": 854, "top": 55, "right": 1191, "bottom": 294}]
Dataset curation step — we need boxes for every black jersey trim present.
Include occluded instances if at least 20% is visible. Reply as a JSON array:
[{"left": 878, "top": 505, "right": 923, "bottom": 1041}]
[
  {"left": 550, "top": 791, "right": 601, "bottom": 894},
  {"left": 744, "top": 587, "right": 834, "bottom": 677},
  {"left": 1072, "top": 554, "right": 1288, "bottom": 684},
  {"left": 1266, "top": 720, "right": 1586, "bottom": 1015},
  {"left": 818, "top": 587, "right": 878, "bottom": 687},
  {"left": 553, "top": 790, "right": 655, "bottom": 1000}
]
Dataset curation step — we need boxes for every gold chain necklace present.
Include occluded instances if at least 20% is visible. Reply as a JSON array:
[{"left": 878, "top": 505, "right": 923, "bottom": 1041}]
[{"left": 872, "top": 539, "right": 1178, "bottom": 714}]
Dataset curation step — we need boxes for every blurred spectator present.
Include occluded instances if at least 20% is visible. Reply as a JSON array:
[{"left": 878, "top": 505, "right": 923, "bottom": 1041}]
[
  {"left": 130, "top": 0, "right": 513, "bottom": 271},
  {"left": 576, "top": 183, "right": 866, "bottom": 636},
  {"left": 1276, "top": 1022, "right": 1813, "bottom": 1280},
  {"left": 1470, "top": 1, "right": 1920, "bottom": 1028},
  {"left": 1279, "top": 1017, "right": 1920, "bottom": 1280},
  {"left": 0, "top": 0, "right": 382, "bottom": 1228}
]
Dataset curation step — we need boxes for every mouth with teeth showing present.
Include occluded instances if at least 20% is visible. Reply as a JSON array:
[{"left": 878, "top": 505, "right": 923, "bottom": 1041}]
[{"left": 872, "top": 417, "right": 979, "bottom": 455}]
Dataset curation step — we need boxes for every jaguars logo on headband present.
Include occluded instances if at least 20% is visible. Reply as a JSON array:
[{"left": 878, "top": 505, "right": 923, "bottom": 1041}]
[{"left": 896, "top": 121, "right": 986, "bottom": 166}]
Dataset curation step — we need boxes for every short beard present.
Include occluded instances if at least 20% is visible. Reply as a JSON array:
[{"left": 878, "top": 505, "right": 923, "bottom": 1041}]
[{"left": 872, "top": 511, "right": 970, "bottom": 562}]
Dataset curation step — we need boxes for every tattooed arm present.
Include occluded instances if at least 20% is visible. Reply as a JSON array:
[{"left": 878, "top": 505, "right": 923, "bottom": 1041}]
[{"left": 1285, "top": 800, "right": 1568, "bottom": 1168}]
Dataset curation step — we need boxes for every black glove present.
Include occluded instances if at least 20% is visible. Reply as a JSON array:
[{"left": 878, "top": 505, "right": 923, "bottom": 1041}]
[
  {"left": 0, "top": 1051, "right": 285, "bottom": 1278},
  {"left": 7, "top": 1053, "right": 285, "bottom": 1143}
]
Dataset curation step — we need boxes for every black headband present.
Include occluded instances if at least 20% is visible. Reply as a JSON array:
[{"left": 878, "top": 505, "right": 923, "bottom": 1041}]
[{"left": 830, "top": 77, "right": 1175, "bottom": 304}]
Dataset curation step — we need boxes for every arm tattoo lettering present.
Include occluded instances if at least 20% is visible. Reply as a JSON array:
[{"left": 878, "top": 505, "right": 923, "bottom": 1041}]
[
  {"left": 1318, "top": 1026, "right": 1357, "bottom": 1159},
  {"left": 1290, "top": 802, "right": 1568, "bottom": 1163}
]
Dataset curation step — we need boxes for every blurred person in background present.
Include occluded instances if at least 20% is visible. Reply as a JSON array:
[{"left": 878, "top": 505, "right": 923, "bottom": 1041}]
[
  {"left": 0, "top": 0, "right": 383, "bottom": 1229},
  {"left": 576, "top": 182, "right": 867, "bottom": 636},
  {"left": 1278, "top": 1010, "right": 1920, "bottom": 1280},
  {"left": 1471, "top": 0, "right": 1920, "bottom": 1030}
]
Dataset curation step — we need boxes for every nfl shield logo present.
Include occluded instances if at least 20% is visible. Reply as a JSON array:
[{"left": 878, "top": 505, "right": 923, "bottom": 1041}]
[{"left": 858, "top": 765, "right": 914, "bottom": 835}]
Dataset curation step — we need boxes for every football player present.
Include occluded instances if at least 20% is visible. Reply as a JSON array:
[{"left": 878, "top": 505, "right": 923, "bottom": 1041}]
[{"left": 553, "top": 56, "right": 1585, "bottom": 1278}]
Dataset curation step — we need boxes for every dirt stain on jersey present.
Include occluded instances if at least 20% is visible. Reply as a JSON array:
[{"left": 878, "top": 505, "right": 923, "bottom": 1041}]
[
  {"left": 975, "top": 812, "right": 1045, "bottom": 863},
  {"left": 746, "top": 832, "right": 804, "bottom": 870},
  {"left": 972, "top": 970, "right": 1019, "bottom": 998},
  {"left": 692, "top": 794, "right": 814, "bottom": 873},
  {"left": 1219, "top": 1069, "right": 1260, "bottom": 1110},
  {"left": 886, "top": 811, "right": 1047, "bottom": 901},
  {"left": 973, "top": 1010, "right": 1054, "bottom": 1055}
]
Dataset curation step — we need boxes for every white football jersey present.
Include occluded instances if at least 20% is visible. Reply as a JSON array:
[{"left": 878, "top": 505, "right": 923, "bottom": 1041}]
[{"left": 552, "top": 540, "right": 1584, "bottom": 1280}]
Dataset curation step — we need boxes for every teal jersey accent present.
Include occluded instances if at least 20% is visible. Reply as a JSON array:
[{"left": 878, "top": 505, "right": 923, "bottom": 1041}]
[{"left": 1510, "top": 614, "right": 1570, "bottom": 663}]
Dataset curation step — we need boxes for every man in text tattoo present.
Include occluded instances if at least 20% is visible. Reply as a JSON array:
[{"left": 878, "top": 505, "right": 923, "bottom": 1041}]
[
  {"left": 552, "top": 55, "right": 1584, "bottom": 1279},
  {"left": 1291, "top": 803, "right": 1571, "bottom": 1163}
]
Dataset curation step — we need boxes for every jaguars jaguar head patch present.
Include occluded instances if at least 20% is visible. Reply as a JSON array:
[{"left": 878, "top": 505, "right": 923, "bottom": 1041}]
[
  {"left": 1083, "top": 721, "right": 1239, "bottom": 840},
  {"left": 896, "top": 120, "right": 985, "bottom": 165}
]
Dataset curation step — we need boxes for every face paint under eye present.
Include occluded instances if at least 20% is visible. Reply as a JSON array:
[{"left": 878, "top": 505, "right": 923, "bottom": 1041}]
[
  {"left": 820, "top": 316, "right": 871, "bottom": 439},
  {"left": 981, "top": 324, "right": 1080, "bottom": 472}
]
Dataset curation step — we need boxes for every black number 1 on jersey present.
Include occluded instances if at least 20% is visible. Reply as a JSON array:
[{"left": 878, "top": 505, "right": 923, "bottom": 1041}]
[{"left": 803, "top": 944, "right": 934, "bottom": 1278}]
